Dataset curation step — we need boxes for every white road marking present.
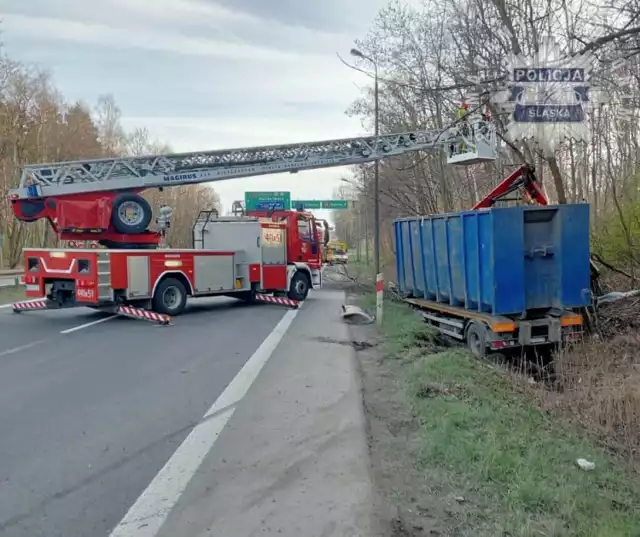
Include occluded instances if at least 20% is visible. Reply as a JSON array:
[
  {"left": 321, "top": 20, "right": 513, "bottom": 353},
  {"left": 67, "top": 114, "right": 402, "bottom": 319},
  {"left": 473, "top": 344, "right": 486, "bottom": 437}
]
[
  {"left": 108, "top": 308, "right": 300, "bottom": 537},
  {"left": 0, "top": 340, "right": 44, "bottom": 358},
  {"left": 60, "top": 315, "right": 117, "bottom": 334}
]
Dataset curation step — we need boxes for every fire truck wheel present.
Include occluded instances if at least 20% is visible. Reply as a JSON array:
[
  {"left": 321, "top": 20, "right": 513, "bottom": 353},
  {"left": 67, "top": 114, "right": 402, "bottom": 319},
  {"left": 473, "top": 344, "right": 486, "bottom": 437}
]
[
  {"left": 288, "top": 271, "right": 310, "bottom": 301},
  {"left": 111, "top": 193, "right": 153, "bottom": 234},
  {"left": 153, "top": 277, "right": 187, "bottom": 315}
]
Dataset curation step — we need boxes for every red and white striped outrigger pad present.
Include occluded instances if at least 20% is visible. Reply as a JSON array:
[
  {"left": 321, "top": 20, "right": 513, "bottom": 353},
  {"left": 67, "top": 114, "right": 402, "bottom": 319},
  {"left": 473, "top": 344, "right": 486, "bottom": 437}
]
[
  {"left": 12, "top": 300, "right": 48, "bottom": 312},
  {"left": 254, "top": 294, "right": 301, "bottom": 309},
  {"left": 116, "top": 306, "right": 171, "bottom": 325}
]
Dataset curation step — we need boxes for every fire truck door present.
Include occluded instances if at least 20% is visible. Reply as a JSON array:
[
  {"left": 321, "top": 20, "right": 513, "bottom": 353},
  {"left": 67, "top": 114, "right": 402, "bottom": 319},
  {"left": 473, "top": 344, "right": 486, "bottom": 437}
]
[
  {"left": 260, "top": 225, "right": 287, "bottom": 290},
  {"left": 297, "top": 217, "right": 318, "bottom": 261}
]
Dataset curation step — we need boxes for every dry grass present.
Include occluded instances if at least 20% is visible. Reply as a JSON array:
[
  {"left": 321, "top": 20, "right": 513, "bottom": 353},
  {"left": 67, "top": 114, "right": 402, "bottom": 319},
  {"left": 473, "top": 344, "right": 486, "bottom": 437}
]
[
  {"left": 531, "top": 336, "right": 640, "bottom": 468},
  {"left": 0, "top": 285, "right": 28, "bottom": 305}
]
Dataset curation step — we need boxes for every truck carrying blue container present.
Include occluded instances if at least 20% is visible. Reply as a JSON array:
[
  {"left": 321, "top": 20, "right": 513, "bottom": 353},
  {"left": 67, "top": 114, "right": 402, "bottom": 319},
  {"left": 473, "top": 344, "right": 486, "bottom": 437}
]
[{"left": 393, "top": 204, "right": 590, "bottom": 355}]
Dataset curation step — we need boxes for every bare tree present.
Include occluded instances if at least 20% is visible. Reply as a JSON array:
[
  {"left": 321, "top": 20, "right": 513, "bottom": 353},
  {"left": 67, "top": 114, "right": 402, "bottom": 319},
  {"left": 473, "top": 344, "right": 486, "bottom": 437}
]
[
  {"left": 0, "top": 55, "right": 220, "bottom": 267},
  {"left": 94, "top": 94, "right": 125, "bottom": 157},
  {"left": 338, "top": 0, "right": 640, "bottom": 276}
]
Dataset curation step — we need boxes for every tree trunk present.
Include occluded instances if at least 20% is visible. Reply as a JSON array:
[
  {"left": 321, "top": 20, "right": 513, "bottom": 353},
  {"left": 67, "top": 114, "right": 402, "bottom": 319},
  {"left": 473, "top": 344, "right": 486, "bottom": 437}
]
[{"left": 547, "top": 156, "right": 567, "bottom": 204}]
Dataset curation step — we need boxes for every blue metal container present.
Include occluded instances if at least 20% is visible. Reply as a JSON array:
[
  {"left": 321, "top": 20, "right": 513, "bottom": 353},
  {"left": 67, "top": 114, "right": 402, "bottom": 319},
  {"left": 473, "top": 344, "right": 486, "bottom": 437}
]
[{"left": 394, "top": 204, "right": 591, "bottom": 316}]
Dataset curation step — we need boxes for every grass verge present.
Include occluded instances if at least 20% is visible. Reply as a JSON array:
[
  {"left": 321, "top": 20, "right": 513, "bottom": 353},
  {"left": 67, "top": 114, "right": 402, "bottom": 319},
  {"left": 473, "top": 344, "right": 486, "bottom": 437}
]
[
  {"left": 0, "top": 285, "right": 28, "bottom": 305},
  {"left": 366, "top": 295, "right": 640, "bottom": 536}
]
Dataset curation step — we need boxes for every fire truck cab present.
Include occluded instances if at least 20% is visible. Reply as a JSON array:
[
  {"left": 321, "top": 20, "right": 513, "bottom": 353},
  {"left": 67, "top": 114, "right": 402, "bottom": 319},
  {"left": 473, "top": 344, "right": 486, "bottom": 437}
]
[
  {"left": 247, "top": 209, "right": 326, "bottom": 264},
  {"left": 21, "top": 210, "right": 323, "bottom": 317}
]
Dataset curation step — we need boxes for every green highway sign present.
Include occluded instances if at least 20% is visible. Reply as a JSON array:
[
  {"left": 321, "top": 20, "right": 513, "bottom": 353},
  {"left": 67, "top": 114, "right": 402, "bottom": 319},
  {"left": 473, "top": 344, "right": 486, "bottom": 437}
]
[
  {"left": 293, "top": 200, "right": 322, "bottom": 209},
  {"left": 244, "top": 191, "right": 291, "bottom": 211},
  {"left": 326, "top": 200, "right": 350, "bottom": 209},
  {"left": 292, "top": 200, "right": 350, "bottom": 210}
]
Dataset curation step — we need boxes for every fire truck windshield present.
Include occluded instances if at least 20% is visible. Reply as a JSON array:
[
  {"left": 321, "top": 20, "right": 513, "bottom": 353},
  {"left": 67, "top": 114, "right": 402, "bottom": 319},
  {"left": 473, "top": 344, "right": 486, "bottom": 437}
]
[{"left": 297, "top": 219, "right": 312, "bottom": 241}]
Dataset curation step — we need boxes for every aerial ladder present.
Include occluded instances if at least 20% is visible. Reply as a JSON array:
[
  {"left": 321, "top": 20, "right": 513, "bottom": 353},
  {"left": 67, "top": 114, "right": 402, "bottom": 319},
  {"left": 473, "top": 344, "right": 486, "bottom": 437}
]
[{"left": 8, "top": 118, "right": 499, "bottom": 249}]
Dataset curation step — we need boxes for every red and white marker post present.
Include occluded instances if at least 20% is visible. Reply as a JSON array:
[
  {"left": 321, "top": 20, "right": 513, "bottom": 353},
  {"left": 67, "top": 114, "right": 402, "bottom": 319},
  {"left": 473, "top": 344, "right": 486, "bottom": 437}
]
[{"left": 376, "top": 273, "right": 383, "bottom": 325}]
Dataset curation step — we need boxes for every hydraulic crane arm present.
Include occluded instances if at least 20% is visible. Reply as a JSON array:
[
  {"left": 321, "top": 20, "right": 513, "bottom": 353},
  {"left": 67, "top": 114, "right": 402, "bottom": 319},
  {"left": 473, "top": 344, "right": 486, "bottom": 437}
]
[{"left": 473, "top": 164, "right": 548, "bottom": 209}]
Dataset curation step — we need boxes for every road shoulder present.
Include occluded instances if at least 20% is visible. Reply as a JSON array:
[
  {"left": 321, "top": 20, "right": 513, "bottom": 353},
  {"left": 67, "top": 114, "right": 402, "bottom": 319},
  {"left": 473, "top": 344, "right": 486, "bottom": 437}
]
[{"left": 154, "top": 288, "right": 375, "bottom": 537}]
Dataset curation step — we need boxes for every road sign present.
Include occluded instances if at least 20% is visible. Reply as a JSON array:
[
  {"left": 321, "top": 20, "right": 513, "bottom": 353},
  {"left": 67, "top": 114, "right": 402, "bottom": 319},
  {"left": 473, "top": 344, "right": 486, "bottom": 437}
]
[
  {"left": 293, "top": 200, "right": 321, "bottom": 209},
  {"left": 244, "top": 191, "right": 291, "bottom": 211},
  {"left": 292, "top": 200, "right": 350, "bottom": 210}
]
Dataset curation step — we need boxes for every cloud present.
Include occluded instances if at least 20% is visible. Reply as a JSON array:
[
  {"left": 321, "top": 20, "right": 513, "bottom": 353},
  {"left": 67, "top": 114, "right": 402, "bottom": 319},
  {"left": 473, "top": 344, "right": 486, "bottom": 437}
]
[
  {"left": 110, "top": 0, "right": 259, "bottom": 25},
  {"left": 208, "top": 0, "right": 390, "bottom": 32},
  {"left": 1, "top": 0, "right": 352, "bottom": 56},
  {"left": 118, "top": 115, "right": 367, "bottom": 218},
  {"left": 119, "top": 116, "right": 367, "bottom": 151},
  {"left": 0, "top": 0, "right": 380, "bottom": 217},
  {"left": 2, "top": 12, "right": 331, "bottom": 62}
]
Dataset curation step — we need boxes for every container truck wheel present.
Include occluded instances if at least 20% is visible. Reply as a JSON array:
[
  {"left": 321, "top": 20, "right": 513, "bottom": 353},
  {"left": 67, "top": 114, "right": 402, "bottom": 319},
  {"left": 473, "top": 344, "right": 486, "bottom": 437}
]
[
  {"left": 288, "top": 271, "right": 310, "bottom": 301},
  {"left": 111, "top": 193, "right": 152, "bottom": 234},
  {"left": 153, "top": 277, "right": 187, "bottom": 316},
  {"left": 465, "top": 322, "right": 488, "bottom": 358}
]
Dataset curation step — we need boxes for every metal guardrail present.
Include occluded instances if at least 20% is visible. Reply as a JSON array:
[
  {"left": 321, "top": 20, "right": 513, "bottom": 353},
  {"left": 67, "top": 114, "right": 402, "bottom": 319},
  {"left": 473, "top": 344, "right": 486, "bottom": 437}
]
[
  {"left": 0, "top": 269, "right": 23, "bottom": 275},
  {"left": 0, "top": 272, "right": 22, "bottom": 288}
]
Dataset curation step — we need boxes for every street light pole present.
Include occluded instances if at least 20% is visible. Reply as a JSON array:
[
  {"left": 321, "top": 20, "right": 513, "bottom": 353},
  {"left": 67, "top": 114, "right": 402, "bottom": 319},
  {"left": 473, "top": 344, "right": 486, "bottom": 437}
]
[
  {"left": 373, "top": 62, "right": 380, "bottom": 278},
  {"left": 350, "top": 48, "right": 382, "bottom": 324}
]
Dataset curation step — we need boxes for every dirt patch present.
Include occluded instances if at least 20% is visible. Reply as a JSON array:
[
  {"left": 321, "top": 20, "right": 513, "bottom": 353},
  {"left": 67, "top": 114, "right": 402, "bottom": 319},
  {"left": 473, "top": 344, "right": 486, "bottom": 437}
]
[{"left": 309, "top": 335, "right": 377, "bottom": 351}]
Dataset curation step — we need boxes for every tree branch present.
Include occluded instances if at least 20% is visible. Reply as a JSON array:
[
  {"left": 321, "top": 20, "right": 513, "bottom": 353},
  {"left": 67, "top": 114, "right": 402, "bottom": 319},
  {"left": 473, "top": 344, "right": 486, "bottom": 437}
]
[{"left": 575, "top": 25, "right": 640, "bottom": 54}]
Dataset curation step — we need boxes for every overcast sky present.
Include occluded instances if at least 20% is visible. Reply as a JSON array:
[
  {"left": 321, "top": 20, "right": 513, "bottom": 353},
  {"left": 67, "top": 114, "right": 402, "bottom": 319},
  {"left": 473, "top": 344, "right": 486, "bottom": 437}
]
[{"left": 0, "top": 0, "right": 390, "bottom": 221}]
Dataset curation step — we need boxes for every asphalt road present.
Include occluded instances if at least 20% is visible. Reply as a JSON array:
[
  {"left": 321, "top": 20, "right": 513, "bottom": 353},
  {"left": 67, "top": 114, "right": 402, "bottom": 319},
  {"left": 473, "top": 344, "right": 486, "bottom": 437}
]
[{"left": 0, "top": 297, "right": 289, "bottom": 537}]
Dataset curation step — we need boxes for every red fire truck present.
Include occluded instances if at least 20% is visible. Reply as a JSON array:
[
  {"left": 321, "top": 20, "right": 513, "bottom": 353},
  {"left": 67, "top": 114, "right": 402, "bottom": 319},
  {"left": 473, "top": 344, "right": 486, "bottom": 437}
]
[
  {"left": 20, "top": 208, "right": 324, "bottom": 316},
  {"left": 9, "top": 119, "right": 498, "bottom": 319}
]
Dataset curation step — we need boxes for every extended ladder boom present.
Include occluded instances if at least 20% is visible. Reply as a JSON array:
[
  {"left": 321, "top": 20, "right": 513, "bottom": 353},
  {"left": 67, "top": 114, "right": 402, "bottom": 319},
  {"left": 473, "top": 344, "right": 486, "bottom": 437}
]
[{"left": 9, "top": 120, "right": 495, "bottom": 200}]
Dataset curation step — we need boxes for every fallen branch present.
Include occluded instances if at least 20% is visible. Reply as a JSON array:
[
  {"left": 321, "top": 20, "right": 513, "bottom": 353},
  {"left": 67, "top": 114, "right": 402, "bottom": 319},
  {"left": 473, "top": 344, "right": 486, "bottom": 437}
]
[{"left": 591, "top": 253, "right": 633, "bottom": 280}]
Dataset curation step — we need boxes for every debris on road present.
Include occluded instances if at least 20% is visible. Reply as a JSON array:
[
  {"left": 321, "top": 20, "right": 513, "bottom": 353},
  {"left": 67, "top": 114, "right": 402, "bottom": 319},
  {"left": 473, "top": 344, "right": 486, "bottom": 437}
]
[{"left": 340, "top": 304, "right": 374, "bottom": 324}]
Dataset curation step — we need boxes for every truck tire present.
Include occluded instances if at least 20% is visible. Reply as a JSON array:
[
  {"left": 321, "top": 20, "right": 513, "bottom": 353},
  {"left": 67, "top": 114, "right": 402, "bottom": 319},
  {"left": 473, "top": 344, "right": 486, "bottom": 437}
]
[
  {"left": 153, "top": 277, "right": 187, "bottom": 316},
  {"left": 288, "top": 271, "right": 310, "bottom": 301},
  {"left": 111, "top": 193, "right": 152, "bottom": 234},
  {"left": 466, "top": 322, "right": 488, "bottom": 358}
]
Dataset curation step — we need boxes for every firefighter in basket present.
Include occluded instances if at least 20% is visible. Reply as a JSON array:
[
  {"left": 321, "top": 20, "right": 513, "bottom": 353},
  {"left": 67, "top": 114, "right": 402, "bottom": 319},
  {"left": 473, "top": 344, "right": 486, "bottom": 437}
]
[{"left": 452, "top": 101, "right": 470, "bottom": 155}]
